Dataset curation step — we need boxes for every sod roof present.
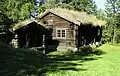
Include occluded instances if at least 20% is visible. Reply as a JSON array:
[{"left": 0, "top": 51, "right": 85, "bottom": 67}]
[
  {"left": 39, "top": 8, "right": 106, "bottom": 26},
  {"left": 13, "top": 8, "right": 106, "bottom": 31},
  {"left": 12, "top": 20, "right": 37, "bottom": 31}
]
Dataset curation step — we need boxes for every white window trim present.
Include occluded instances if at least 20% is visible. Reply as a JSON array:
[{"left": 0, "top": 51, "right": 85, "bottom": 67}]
[{"left": 56, "top": 28, "right": 67, "bottom": 39}]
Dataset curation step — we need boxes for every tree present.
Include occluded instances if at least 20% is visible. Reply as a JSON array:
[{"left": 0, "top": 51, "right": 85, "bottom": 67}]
[
  {"left": 0, "top": 0, "right": 13, "bottom": 31},
  {"left": 105, "top": 0, "right": 120, "bottom": 43},
  {"left": 0, "top": 0, "right": 35, "bottom": 35},
  {"left": 37, "top": 0, "right": 98, "bottom": 15},
  {"left": 68, "top": 0, "right": 98, "bottom": 15},
  {"left": 19, "top": 3, "right": 34, "bottom": 20},
  {"left": 1, "top": 0, "right": 35, "bottom": 23},
  {"left": 96, "top": 9, "right": 106, "bottom": 20},
  {"left": 37, "top": 0, "right": 58, "bottom": 13}
]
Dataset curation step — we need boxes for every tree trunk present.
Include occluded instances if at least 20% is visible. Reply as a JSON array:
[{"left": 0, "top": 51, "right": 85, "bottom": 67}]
[{"left": 113, "top": 27, "right": 117, "bottom": 44}]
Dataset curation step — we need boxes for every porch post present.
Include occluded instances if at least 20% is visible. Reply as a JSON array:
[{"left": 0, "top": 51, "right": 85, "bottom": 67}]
[
  {"left": 42, "top": 34, "right": 46, "bottom": 54},
  {"left": 25, "top": 34, "right": 29, "bottom": 48},
  {"left": 73, "top": 25, "right": 78, "bottom": 52}
]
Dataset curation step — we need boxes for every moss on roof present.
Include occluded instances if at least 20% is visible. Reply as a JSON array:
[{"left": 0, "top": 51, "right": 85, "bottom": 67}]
[
  {"left": 13, "top": 8, "right": 106, "bottom": 32},
  {"left": 12, "top": 19, "right": 36, "bottom": 31},
  {"left": 12, "top": 19, "right": 47, "bottom": 32},
  {"left": 39, "top": 8, "right": 106, "bottom": 26}
]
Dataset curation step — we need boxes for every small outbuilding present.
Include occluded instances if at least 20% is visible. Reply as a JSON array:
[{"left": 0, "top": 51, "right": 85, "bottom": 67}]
[{"left": 12, "top": 20, "right": 46, "bottom": 48}]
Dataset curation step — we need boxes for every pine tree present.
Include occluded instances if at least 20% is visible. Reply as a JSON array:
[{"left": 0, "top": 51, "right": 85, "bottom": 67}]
[
  {"left": 105, "top": 0, "right": 120, "bottom": 43},
  {"left": 37, "top": 0, "right": 98, "bottom": 15}
]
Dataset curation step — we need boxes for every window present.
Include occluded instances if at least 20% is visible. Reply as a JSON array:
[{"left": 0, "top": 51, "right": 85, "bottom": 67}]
[
  {"left": 57, "top": 30, "right": 61, "bottom": 37},
  {"left": 62, "top": 30, "right": 65, "bottom": 37},
  {"left": 56, "top": 28, "right": 66, "bottom": 39}
]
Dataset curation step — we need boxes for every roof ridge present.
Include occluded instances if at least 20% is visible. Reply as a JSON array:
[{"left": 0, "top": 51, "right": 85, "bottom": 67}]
[{"left": 39, "top": 8, "right": 106, "bottom": 26}]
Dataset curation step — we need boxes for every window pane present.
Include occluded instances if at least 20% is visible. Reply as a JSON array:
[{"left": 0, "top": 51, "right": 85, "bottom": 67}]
[
  {"left": 57, "top": 34, "right": 61, "bottom": 37},
  {"left": 57, "top": 33, "right": 61, "bottom": 37},
  {"left": 57, "top": 30, "right": 60, "bottom": 33},
  {"left": 62, "top": 30, "right": 65, "bottom": 33},
  {"left": 57, "top": 30, "right": 61, "bottom": 37},
  {"left": 56, "top": 29, "right": 66, "bottom": 38},
  {"left": 62, "top": 34, "right": 65, "bottom": 37},
  {"left": 62, "top": 30, "right": 65, "bottom": 37}
]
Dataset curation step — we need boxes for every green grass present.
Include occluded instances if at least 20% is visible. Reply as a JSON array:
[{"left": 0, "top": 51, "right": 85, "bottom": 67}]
[
  {"left": 1, "top": 43, "right": 120, "bottom": 76},
  {"left": 0, "top": 42, "right": 52, "bottom": 76},
  {"left": 42, "top": 44, "right": 120, "bottom": 76}
]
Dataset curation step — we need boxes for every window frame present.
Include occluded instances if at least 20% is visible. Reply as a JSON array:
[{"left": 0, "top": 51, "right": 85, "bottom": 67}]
[{"left": 56, "top": 28, "right": 66, "bottom": 39}]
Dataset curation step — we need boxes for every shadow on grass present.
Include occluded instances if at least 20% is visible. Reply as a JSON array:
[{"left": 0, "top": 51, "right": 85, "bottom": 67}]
[
  {"left": 37, "top": 62, "right": 86, "bottom": 76},
  {"left": 47, "top": 46, "right": 106, "bottom": 61},
  {"left": 0, "top": 42, "right": 106, "bottom": 76},
  {"left": 36, "top": 46, "right": 106, "bottom": 76},
  {"left": 0, "top": 45, "right": 53, "bottom": 76}
]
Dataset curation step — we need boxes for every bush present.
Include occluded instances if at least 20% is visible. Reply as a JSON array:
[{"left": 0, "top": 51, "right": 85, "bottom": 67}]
[{"left": 65, "top": 45, "right": 105, "bottom": 56}]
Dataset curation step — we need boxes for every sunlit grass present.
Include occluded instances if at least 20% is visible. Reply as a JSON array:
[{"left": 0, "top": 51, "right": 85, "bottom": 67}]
[
  {"left": 43, "top": 44, "right": 120, "bottom": 76},
  {"left": 1, "top": 43, "right": 120, "bottom": 76}
]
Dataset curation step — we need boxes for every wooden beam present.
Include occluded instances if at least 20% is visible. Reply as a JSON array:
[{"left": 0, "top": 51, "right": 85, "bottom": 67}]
[
  {"left": 73, "top": 24, "right": 78, "bottom": 51},
  {"left": 42, "top": 34, "right": 46, "bottom": 54}
]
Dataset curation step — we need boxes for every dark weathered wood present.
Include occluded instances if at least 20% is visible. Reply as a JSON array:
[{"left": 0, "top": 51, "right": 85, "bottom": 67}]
[
  {"left": 42, "top": 34, "right": 45, "bottom": 53},
  {"left": 15, "top": 22, "right": 46, "bottom": 48},
  {"left": 40, "top": 12, "right": 102, "bottom": 50},
  {"left": 14, "top": 12, "right": 102, "bottom": 51},
  {"left": 40, "top": 13, "right": 74, "bottom": 49}
]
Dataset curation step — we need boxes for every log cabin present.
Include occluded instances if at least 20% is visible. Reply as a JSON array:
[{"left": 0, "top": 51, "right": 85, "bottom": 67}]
[
  {"left": 12, "top": 8, "right": 105, "bottom": 51},
  {"left": 38, "top": 8, "right": 105, "bottom": 50}
]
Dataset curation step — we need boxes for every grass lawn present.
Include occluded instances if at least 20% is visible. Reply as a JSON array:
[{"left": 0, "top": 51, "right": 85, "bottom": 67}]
[
  {"left": 41, "top": 44, "right": 120, "bottom": 76},
  {"left": 1, "top": 43, "right": 120, "bottom": 76},
  {"left": 0, "top": 42, "right": 52, "bottom": 76}
]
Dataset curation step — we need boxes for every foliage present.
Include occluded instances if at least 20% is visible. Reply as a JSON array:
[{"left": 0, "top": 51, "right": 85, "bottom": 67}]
[
  {"left": 66, "top": 45, "right": 105, "bottom": 56},
  {"left": 19, "top": 3, "right": 34, "bottom": 20},
  {"left": 57, "top": 3, "right": 75, "bottom": 10},
  {"left": 0, "top": 1, "right": 12, "bottom": 31},
  {"left": 0, "top": 0, "right": 99, "bottom": 31},
  {"left": 37, "top": 0, "right": 98, "bottom": 15},
  {"left": 69, "top": 0, "right": 98, "bottom": 15},
  {"left": 0, "top": 13, "right": 12, "bottom": 30},
  {"left": 104, "top": 0, "right": 120, "bottom": 43},
  {"left": 37, "top": 0, "right": 58, "bottom": 13},
  {"left": 96, "top": 9, "right": 106, "bottom": 20},
  {"left": 0, "top": 0, "right": 35, "bottom": 23},
  {"left": 0, "top": 0, "right": 35, "bottom": 43}
]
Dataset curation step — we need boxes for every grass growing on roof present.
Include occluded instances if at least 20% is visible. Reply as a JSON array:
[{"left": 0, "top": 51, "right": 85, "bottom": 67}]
[
  {"left": 39, "top": 8, "right": 106, "bottom": 26},
  {"left": 12, "top": 19, "right": 35, "bottom": 31}
]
